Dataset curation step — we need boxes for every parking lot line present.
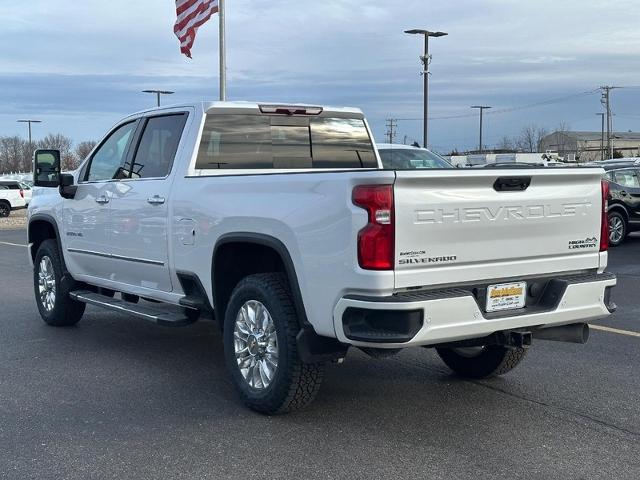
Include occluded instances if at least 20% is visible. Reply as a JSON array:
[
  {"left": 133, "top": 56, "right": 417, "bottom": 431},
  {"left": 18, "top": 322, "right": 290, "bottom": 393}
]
[
  {"left": 0, "top": 241, "right": 27, "bottom": 248},
  {"left": 591, "top": 324, "right": 640, "bottom": 339}
]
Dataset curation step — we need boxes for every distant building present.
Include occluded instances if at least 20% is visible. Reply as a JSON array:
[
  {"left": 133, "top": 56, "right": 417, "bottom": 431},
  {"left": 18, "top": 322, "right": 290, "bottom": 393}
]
[{"left": 539, "top": 131, "right": 640, "bottom": 162}]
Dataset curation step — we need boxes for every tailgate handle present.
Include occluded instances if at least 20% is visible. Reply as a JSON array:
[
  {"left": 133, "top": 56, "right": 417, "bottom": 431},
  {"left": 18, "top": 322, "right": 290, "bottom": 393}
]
[{"left": 493, "top": 176, "right": 531, "bottom": 192}]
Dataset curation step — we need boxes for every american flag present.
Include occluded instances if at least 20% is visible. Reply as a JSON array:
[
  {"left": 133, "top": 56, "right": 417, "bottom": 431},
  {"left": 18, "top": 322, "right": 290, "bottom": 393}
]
[{"left": 174, "top": 0, "right": 219, "bottom": 58}]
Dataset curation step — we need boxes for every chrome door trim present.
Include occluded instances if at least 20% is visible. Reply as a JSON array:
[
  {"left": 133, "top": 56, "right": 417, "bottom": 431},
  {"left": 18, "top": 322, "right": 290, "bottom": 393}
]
[{"left": 67, "top": 248, "right": 165, "bottom": 266}]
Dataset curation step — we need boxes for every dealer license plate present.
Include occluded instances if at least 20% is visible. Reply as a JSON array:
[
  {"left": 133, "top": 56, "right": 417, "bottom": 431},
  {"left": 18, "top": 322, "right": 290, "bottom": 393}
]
[{"left": 486, "top": 282, "right": 526, "bottom": 313}]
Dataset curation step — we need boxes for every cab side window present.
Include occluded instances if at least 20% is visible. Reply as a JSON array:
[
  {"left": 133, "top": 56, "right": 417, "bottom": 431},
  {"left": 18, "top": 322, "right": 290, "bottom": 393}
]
[
  {"left": 130, "top": 114, "right": 188, "bottom": 179},
  {"left": 613, "top": 170, "right": 640, "bottom": 188},
  {"left": 85, "top": 122, "right": 137, "bottom": 182}
]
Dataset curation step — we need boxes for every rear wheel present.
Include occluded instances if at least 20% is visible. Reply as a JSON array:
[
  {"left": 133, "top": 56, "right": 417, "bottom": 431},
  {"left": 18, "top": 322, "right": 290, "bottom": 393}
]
[
  {"left": 608, "top": 211, "right": 627, "bottom": 247},
  {"left": 436, "top": 345, "right": 527, "bottom": 379},
  {"left": 223, "top": 273, "right": 324, "bottom": 414},
  {"left": 0, "top": 201, "right": 10, "bottom": 218},
  {"left": 34, "top": 240, "right": 85, "bottom": 326}
]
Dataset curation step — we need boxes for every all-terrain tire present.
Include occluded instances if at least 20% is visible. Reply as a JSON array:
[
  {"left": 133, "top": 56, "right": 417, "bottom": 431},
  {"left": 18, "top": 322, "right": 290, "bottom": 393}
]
[
  {"left": 436, "top": 345, "right": 527, "bottom": 379},
  {"left": 33, "top": 239, "right": 85, "bottom": 326},
  {"left": 0, "top": 201, "right": 10, "bottom": 218},
  {"left": 223, "top": 273, "right": 324, "bottom": 414}
]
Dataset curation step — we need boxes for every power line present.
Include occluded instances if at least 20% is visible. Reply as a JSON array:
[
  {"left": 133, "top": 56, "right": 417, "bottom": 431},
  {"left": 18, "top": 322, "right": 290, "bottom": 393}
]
[{"left": 392, "top": 89, "right": 600, "bottom": 122}]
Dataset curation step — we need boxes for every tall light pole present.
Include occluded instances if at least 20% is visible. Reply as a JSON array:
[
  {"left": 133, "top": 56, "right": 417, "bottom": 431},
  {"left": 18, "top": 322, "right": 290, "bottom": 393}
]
[
  {"left": 405, "top": 29, "right": 448, "bottom": 149},
  {"left": 142, "top": 90, "right": 175, "bottom": 107},
  {"left": 596, "top": 113, "right": 605, "bottom": 161},
  {"left": 471, "top": 106, "right": 491, "bottom": 153},
  {"left": 17, "top": 119, "right": 42, "bottom": 148}
]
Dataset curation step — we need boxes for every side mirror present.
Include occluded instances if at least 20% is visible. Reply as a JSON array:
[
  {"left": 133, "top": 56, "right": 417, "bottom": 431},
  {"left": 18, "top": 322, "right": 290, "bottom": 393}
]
[
  {"left": 59, "top": 173, "right": 77, "bottom": 199},
  {"left": 33, "top": 149, "right": 61, "bottom": 187}
]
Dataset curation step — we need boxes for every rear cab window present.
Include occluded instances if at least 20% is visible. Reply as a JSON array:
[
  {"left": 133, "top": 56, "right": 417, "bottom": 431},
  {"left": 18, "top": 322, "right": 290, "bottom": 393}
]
[{"left": 195, "top": 114, "right": 377, "bottom": 170}]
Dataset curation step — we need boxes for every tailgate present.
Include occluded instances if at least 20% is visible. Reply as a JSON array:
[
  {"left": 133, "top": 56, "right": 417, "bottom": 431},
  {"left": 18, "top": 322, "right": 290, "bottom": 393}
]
[{"left": 393, "top": 168, "right": 604, "bottom": 289}]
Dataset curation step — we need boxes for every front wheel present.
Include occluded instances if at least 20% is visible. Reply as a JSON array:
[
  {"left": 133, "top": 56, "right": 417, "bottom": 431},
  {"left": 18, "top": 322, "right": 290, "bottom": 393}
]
[
  {"left": 34, "top": 240, "right": 85, "bottom": 326},
  {"left": 223, "top": 273, "right": 324, "bottom": 414},
  {"left": 0, "top": 201, "right": 10, "bottom": 217},
  {"left": 436, "top": 345, "right": 527, "bottom": 379},
  {"left": 608, "top": 211, "right": 627, "bottom": 247}
]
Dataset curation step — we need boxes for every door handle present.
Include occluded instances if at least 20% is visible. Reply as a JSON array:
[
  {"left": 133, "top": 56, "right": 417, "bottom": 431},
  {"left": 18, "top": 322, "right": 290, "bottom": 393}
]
[
  {"left": 620, "top": 190, "right": 628, "bottom": 196},
  {"left": 147, "top": 195, "right": 166, "bottom": 205},
  {"left": 95, "top": 195, "right": 110, "bottom": 205}
]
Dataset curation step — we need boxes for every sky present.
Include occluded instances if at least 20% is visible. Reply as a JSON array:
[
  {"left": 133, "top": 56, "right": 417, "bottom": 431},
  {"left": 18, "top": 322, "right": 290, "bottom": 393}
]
[{"left": 1, "top": 0, "right": 640, "bottom": 153}]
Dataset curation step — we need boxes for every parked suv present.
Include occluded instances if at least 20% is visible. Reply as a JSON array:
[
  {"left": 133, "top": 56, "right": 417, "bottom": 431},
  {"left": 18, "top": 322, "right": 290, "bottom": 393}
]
[
  {"left": 0, "top": 180, "right": 27, "bottom": 217},
  {"left": 600, "top": 163, "right": 640, "bottom": 246}
]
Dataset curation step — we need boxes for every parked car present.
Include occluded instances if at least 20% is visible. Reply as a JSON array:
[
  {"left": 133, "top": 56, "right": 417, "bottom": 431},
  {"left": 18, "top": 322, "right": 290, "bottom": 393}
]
[
  {"left": 597, "top": 163, "right": 640, "bottom": 246},
  {"left": 19, "top": 182, "right": 33, "bottom": 205},
  {"left": 377, "top": 143, "right": 452, "bottom": 169},
  {"left": 28, "top": 102, "right": 616, "bottom": 414},
  {"left": 0, "top": 180, "right": 28, "bottom": 217}
]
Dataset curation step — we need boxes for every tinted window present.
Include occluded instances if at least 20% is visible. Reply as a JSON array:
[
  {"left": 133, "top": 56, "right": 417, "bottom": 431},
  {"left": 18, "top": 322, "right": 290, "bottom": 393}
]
[
  {"left": 272, "top": 121, "right": 312, "bottom": 168},
  {"left": 131, "top": 114, "right": 187, "bottom": 179},
  {"left": 196, "top": 114, "right": 376, "bottom": 170},
  {"left": 197, "top": 115, "right": 271, "bottom": 169},
  {"left": 310, "top": 118, "right": 376, "bottom": 168},
  {"left": 86, "top": 122, "right": 136, "bottom": 182},
  {"left": 379, "top": 148, "right": 452, "bottom": 169},
  {"left": 0, "top": 182, "right": 20, "bottom": 189},
  {"left": 613, "top": 170, "right": 640, "bottom": 188}
]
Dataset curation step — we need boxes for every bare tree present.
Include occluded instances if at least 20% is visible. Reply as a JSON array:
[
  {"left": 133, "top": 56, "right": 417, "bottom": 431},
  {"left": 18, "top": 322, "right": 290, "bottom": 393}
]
[
  {"left": 36, "top": 133, "right": 78, "bottom": 170},
  {"left": 497, "top": 135, "right": 515, "bottom": 151},
  {"left": 516, "top": 124, "right": 549, "bottom": 153},
  {"left": 0, "top": 136, "right": 25, "bottom": 173},
  {"left": 75, "top": 141, "right": 97, "bottom": 163}
]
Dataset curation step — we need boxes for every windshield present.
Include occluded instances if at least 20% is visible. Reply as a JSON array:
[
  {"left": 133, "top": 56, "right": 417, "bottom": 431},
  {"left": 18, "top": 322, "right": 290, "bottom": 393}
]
[{"left": 378, "top": 148, "right": 452, "bottom": 169}]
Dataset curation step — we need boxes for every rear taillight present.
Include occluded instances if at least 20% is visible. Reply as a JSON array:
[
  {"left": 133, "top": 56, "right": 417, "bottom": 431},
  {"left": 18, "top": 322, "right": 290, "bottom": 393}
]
[
  {"left": 352, "top": 185, "right": 394, "bottom": 270},
  {"left": 19, "top": 189, "right": 24, "bottom": 198},
  {"left": 600, "top": 180, "right": 609, "bottom": 252}
]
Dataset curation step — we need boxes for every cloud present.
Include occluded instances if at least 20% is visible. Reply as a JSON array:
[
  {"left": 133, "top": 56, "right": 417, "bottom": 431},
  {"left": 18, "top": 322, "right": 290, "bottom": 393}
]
[{"left": 1, "top": 0, "right": 639, "bottom": 151}]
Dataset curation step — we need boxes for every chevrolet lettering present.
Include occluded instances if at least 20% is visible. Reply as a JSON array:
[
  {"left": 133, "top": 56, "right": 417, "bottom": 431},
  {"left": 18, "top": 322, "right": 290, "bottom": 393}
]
[{"left": 415, "top": 202, "right": 593, "bottom": 224}]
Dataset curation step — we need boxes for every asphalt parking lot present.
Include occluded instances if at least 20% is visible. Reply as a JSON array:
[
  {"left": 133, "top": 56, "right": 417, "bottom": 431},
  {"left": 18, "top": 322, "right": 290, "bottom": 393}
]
[{"left": 0, "top": 228, "right": 639, "bottom": 480}]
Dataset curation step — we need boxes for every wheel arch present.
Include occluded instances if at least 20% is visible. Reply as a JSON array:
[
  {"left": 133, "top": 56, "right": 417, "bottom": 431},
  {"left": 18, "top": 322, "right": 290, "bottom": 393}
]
[
  {"left": 212, "top": 233, "right": 310, "bottom": 330},
  {"left": 608, "top": 202, "right": 629, "bottom": 221},
  {"left": 28, "top": 214, "right": 63, "bottom": 266}
]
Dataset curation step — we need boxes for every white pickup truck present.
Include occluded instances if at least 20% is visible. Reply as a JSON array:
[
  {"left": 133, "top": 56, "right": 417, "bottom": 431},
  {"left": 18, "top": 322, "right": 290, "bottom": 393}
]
[{"left": 28, "top": 102, "right": 616, "bottom": 414}]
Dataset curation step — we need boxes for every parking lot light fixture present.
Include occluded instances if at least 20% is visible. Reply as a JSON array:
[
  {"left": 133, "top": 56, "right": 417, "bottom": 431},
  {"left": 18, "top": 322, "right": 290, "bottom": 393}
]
[
  {"left": 404, "top": 29, "right": 448, "bottom": 149},
  {"left": 142, "top": 90, "right": 175, "bottom": 107},
  {"left": 471, "top": 106, "right": 491, "bottom": 153},
  {"left": 17, "top": 119, "right": 42, "bottom": 147}
]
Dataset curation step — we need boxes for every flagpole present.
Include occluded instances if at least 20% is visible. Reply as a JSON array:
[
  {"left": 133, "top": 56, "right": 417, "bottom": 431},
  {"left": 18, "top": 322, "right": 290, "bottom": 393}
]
[{"left": 219, "top": 0, "right": 227, "bottom": 101}]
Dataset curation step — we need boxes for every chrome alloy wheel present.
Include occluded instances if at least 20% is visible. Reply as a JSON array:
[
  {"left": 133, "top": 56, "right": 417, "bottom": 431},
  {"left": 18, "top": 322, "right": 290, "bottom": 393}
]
[
  {"left": 609, "top": 215, "right": 624, "bottom": 244},
  {"left": 38, "top": 256, "right": 56, "bottom": 312},
  {"left": 234, "top": 300, "right": 279, "bottom": 390}
]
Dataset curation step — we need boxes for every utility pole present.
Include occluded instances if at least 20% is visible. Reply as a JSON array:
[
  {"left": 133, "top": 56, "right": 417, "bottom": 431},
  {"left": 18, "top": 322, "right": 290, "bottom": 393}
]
[
  {"left": 596, "top": 113, "right": 605, "bottom": 161},
  {"left": 601, "top": 86, "right": 618, "bottom": 159},
  {"left": 385, "top": 119, "right": 398, "bottom": 144},
  {"left": 142, "top": 90, "right": 175, "bottom": 107},
  {"left": 405, "top": 29, "right": 448, "bottom": 149},
  {"left": 471, "top": 106, "right": 491, "bottom": 153}
]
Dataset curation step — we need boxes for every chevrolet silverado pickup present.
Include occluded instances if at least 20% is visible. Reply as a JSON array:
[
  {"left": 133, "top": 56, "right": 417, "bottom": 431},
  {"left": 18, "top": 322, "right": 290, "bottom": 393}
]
[{"left": 28, "top": 102, "right": 616, "bottom": 414}]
